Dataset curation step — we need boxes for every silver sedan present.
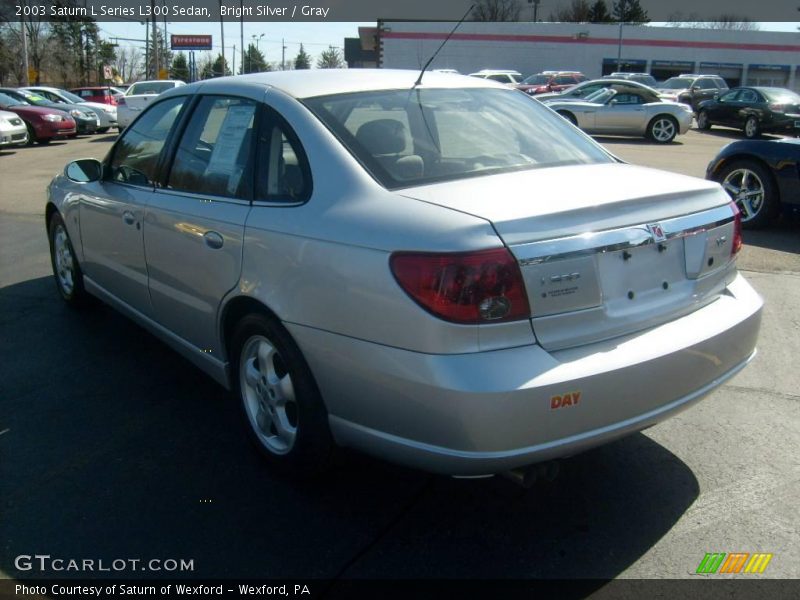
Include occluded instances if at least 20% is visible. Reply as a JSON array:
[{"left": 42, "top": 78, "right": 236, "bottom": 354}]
[
  {"left": 46, "top": 70, "right": 761, "bottom": 480},
  {"left": 543, "top": 86, "right": 694, "bottom": 143}
]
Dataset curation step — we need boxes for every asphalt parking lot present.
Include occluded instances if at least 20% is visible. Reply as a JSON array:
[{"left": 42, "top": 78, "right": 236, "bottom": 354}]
[{"left": 1, "top": 128, "right": 798, "bottom": 588}]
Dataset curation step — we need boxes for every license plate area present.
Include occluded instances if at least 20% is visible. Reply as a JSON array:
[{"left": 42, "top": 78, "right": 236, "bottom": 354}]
[{"left": 597, "top": 239, "right": 687, "bottom": 317}]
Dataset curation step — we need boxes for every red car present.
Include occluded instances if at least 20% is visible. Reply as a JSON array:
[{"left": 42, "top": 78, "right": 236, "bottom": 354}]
[
  {"left": 517, "top": 71, "right": 587, "bottom": 95},
  {"left": 69, "top": 86, "right": 119, "bottom": 106},
  {"left": 0, "top": 91, "right": 76, "bottom": 144}
]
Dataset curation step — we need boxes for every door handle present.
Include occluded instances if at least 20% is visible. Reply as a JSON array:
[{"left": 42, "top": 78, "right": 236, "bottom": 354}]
[
  {"left": 203, "top": 231, "right": 224, "bottom": 249},
  {"left": 122, "top": 211, "right": 136, "bottom": 225}
]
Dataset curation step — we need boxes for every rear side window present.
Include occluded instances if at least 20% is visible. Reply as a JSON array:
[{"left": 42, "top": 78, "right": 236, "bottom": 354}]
[
  {"left": 167, "top": 96, "right": 257, "bottom": 199},
  {"left": 255, "top": 115, "right": 311, "bottom": 203},
  {"left": 109, "top": 96, "right": 186, "bottom": 186}
]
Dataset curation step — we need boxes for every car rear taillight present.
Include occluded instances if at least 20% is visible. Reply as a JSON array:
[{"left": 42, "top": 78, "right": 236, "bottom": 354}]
[
  {"left": 390, "top": 248, "right": 530, "bottom": 324},
  {"left": 729, "top": 200, "right": 743, "bottom": 256}
]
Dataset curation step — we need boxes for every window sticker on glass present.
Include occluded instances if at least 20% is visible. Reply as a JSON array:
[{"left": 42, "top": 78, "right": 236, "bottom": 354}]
[{"left": 206, "top": 103, "right": 255, "bottom": 195}]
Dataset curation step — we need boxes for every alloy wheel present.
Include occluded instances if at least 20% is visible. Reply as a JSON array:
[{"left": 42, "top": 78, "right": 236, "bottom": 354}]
[
  {"left": 240, "top": 335, "right": 298, "bottom": 455},
  {"left": 53, "top": 224, "right": 75, "bottom": 296},
  {"left": 722, "top": 168, "right": 764, "bottom": 222},
  {"left": 651, "top": 118, "right": 676, "bottom": 142}
]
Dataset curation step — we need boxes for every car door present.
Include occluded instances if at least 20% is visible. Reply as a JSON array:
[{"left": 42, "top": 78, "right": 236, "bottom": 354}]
[
  {"left": 79, "top": 95, "right": 187, "bottom": 315},
  {"left": 599, "top": 92, "right": 647, "bottom": 133},
  {"left": 143, "top": 94, "right": 257, "bottom": 357},
  {"left": 707, "top": 89, "right": 740, "bottom": 125},
  {"left": 734, "top": 88, "right": 761, "bottom": 127}
]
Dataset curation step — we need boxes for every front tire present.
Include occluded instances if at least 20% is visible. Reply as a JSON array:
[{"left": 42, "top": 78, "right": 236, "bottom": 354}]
[
  {"left": 231, "top": 314, "right": 333, "bottom": 474},
  {"left": 647, "top": 115, "right": 678, "bottom": 143},
  {"left": 97, "top": 127, "right": 110, "bottom": 134},
  {"left": 48, "top": 212, "right": 89, "bottom": 306},
  {"left": 717, "top": 160, "right": 778, "bottom": 229},
  {"left": 743, "top": 116, "right": 761, "bottom": 139}
]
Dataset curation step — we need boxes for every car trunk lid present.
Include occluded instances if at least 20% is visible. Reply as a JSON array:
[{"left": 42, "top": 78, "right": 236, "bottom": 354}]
[{"left": 399, "top": 163, "right": 739, "bottom": 350}]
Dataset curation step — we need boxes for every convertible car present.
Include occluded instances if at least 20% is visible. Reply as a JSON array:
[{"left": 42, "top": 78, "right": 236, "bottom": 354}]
[{"left": 543, "top": 85, "right": 693, "bottom": 143}]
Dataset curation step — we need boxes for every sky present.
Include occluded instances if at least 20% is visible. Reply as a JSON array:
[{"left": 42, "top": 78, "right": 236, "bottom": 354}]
[{"left": 96, "top": 21, "right": 800, "bottom": 71}]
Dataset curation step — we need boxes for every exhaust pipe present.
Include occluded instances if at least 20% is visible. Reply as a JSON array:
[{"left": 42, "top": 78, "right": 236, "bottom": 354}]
[{"left": 501, "top": 460, "right": 561, "bottom": 488}]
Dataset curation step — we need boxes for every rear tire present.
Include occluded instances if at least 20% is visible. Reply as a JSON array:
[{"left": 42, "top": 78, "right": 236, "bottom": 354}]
[
  {"left": 557, "top": 111, "right": 577, "bottom": 126},
  {"left": 716, "top": 159, "right": 778, "bottom": 229},
  {"left": 231, "top": 313, "right": 334, "bottom": 475},
  {"left": 97, "top": 127, "right": 110, "bottom": 134},
  {"left": 48, "top": 212, "right": 89, "bottom": 306},
  {"left": 647, "top": 115, "right": 678, "bottom": 143},
  {"left": 743, "top": 116, "right": 760, "bottom": 139},
  {"left": 696, "top": 110, "right": 711, "bottom": 131}
]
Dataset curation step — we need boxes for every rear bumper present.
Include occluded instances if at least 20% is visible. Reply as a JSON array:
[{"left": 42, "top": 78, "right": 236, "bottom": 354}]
[{"left": 289, "top": 273, "right": 762, "bottom": 475}]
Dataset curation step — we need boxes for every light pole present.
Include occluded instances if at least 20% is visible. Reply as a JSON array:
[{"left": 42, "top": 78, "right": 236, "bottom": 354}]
[
  {"left": 616, "top": 22, "right": 624, "bottom": 72},
  {"left": 251, "top": 33, "right": 264, "bottom": 72},
  {"left": 218, "top": 0, "right": 225, "bottom": 76}
]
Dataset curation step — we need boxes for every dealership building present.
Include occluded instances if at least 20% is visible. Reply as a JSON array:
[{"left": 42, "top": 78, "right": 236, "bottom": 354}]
[{"left": 372, "top": 22, "right": 800, "bottom": 89}]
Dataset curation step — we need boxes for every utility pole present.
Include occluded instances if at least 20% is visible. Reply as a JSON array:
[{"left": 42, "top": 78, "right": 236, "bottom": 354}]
[
  {"left": 281, "top": 38, "right": 286, "bottom": 70},
  {"left": 144, "top": 22, "right": 149, "bottom": 79},
  {"left": 616, "top": 22, "right": 624, "bottom": 72},
  {"left": 232, "top": 44, "right": 236, "bottom": 77},
  {"left": 219, "top": 0, "right": 225, "bottom": 76},
  {"left": 240, "top": 0, "right": 244, "bottom": 75},
  {"left": 21, "top": 12, "right": 30, "bottom": 85},
  {"left": 151, "top": 0, "right": 158, "bottom": 78}
]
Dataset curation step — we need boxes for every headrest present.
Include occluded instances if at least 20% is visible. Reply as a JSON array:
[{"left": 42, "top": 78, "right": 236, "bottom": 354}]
[{"left": 355, "top": 119, "right": 406, "bottom": 155}]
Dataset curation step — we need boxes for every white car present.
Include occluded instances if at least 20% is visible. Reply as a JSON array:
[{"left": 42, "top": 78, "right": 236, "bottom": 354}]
[
  {"left": 117, "top": 80, "right": 185, "bottom": 131},
  {"left": 0, "top": 109, "right": 28, "bottom": 148},
  {"left": 468, "top": 69, "right": 522, "bottom": 85},
  {"left": 22, "top": 87, "right": 117, "bottom": 132}
]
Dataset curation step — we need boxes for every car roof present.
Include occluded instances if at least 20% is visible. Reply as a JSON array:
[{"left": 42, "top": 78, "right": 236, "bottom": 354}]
[{"left": 187, "top": 69, "right": 504, "bottom": 99}]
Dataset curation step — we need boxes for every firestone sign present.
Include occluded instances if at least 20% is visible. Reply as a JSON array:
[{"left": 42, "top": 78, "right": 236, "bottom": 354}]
[{"left": 171, "top": 35, "right": 212, "bottom": 51}]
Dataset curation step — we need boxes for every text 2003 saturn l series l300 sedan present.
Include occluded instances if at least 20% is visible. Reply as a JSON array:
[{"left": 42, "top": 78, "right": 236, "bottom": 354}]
[{"left": 46, "top": 70, "right": 762, "bottom": 480}]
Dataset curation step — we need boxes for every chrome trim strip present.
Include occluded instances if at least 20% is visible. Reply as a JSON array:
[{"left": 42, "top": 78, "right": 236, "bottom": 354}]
[{"left": 515, "top": 204, "right": 734, "bottom": 265}]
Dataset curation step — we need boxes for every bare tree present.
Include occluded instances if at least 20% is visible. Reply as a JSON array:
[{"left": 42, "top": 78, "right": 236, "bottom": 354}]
[
  {"left": 667, "top": 12, "right": 759, "bottom": 31},
  {"left": 472, "top": 0, "right": 522, "bottom": 21},
  {"left": 114, "top": 46, "right": 142, "bottom": 82},
  {"left": 550, "top": 0, "right": 592, "bottom": 22}
]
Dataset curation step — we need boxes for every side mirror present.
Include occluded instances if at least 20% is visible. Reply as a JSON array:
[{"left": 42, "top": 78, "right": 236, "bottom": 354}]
[
  {"left": 690, "top": 85, "right": 701, "bottom": 92},
  {"left": 713, "top": 93, "right": 720, "bottom": 100},
  {"left": 65, "top": 158, "right": 102, "bottom": 183}
]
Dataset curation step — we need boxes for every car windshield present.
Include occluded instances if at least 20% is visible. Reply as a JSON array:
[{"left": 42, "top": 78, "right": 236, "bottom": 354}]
[
  {"left": 661, "top": 78, "right": 693, "bottom": 89},
  {"left": 128, "top": 82, "right": 175, "bottom": 95},
  {"left": 761, "top": 88, "right": 800, "bottom": 103},
  {"left": 584, "top": 88, "right": 615, "bottom": 103},
  {"left": 58, "top": 90, "right": 85, "bottom": 103},
  {"left": 0, "top": 92, "right": 27, "bottom": 106},
  {"left": 522, "top": 74, "right": 550, "bottom": 85},
  {"left": 14, "top": 90, "right": 47, "bottom": 105},
  {"left": 304, "top": 87, "right": 612, "bottom": 189}
]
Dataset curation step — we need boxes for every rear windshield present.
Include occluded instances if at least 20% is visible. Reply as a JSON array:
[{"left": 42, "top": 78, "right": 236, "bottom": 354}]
[
  {"left": 128, "top": 82, "right": 175, "bottom": 96},
  {"left": 522, "top": 74, "right": 550, "bottom": 85},
  {"left": 761, "top": 88, "right": 800, "bottom": 103},
  {"left": 304, "top": 87, "right": 612, "bottom": 189}
]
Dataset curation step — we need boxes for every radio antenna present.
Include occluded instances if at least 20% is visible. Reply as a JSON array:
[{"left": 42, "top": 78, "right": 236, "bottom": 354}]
[{"left": 414, "top": 4, "right": 475, "bottom": 87}]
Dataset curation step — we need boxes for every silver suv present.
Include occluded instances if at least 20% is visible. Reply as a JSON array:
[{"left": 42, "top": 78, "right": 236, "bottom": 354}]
[{"left": 658, "top": 74, "right": 729, "bottom": 111}]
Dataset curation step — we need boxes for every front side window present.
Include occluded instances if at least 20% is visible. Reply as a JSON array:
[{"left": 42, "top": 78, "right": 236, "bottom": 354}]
[
  {"left": 304, "top": 87, "right": 612, "bottom": 189},
  {"left": 738, "top": 90, "right": 759, "bottom": 103},
  {"left": 167, "top": 96, "right": 256, "bottom": 199},
  {"left": 109, "top": 96, "right": 186, "bottom": 186},
  {"left": 696, "top": 78, "right": 716, "bottom": 90}
]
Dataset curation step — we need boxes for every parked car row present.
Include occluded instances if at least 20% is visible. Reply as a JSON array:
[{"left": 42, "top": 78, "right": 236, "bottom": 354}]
[{"left": 0, "top": 81, "right": 187, "bottom": 148}]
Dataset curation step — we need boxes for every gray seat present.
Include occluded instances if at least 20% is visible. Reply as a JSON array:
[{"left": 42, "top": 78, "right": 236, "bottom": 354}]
[{"left": 355, "top": 119, "right": 423, "bottom": 180}]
